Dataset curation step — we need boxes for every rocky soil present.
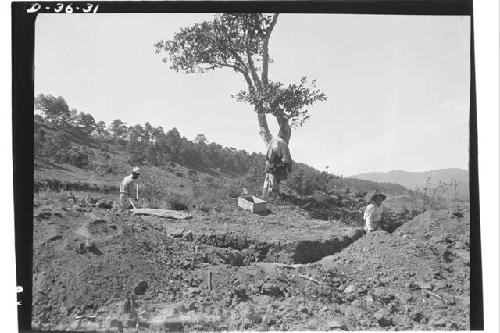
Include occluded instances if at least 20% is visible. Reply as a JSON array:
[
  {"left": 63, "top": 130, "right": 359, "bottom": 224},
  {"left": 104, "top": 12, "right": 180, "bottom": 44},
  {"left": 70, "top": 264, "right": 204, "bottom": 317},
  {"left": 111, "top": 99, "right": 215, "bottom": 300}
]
[{"left": 32, "top": 190, "right": 469, "bottom": 331}]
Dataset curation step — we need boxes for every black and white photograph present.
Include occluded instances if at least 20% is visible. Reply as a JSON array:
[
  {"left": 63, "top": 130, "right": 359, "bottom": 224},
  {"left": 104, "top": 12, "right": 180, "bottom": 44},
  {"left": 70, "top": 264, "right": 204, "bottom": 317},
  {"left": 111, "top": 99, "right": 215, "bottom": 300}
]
[{"left": 10, "top": 1, "right": 497, "bottom": 331}]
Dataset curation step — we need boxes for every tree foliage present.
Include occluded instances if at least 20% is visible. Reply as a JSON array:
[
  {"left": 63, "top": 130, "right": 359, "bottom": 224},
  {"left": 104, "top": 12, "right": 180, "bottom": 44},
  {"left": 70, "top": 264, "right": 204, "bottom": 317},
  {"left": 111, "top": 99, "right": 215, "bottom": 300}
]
[
  {"left": 109, "top": 119, "right": 128, "bottom": 141},
  {"left": 155, "top": 13, "right": 327, "bottom": 145},
  {"left": 194, "top": 134, "right": 208, "bottom": 144},
  {"left": 76, "top": 112, "right": 97, "bottom": 135},
  {"left": 35, "top": 94, "right": 71, "bottom": 126}
]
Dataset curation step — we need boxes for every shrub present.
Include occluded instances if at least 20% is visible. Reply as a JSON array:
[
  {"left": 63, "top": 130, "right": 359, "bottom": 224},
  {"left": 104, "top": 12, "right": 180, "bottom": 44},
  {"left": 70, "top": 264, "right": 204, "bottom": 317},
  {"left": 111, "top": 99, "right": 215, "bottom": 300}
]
[
  {"left": 203, "top": 176, "right": 224, "bottom": 190},
  {"left": 165, "top": 192, "right": 190, "bottom": 210},
  {"left": 188, "top": 170, "right": 199, "bottom": 185},
  {"left": 92, "top": 163, "right": 120, "bottom": 176},
  {"left": 139, "top": 173, "right": 170, "bottom": 208},
  {"left": 242, "top": 162, "right": 265, "bottom": 195},
  {"left": 225, "top": 182, "right": 242, "bottom": 198},
  {"left": 68, "top": 148, "right": 92, "bottom": 168}
]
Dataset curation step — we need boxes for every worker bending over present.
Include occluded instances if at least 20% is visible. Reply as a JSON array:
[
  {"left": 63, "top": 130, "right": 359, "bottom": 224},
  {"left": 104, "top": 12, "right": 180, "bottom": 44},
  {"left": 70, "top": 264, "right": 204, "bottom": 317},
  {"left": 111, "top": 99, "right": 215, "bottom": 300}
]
[
  {"left": 263, "top": 128, "right": 292, "bottom": 198},
  {"left": 363, "top": 192, "right": 386, "bottom": 232},
  {"left": 120, "top": 167, "right": 140, "bottom": 210}
]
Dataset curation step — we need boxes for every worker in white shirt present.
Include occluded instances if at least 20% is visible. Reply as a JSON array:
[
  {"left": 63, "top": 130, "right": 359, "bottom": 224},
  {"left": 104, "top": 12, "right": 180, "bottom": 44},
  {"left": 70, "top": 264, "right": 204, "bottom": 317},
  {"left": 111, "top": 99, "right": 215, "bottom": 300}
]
[
  {"left": 363, "top": 192, "right": 386, "bottom": 232},
  {"left": 120, "top": 167, "right": 140, "bottom": 210},
  {"left": 263, "top": 128, "right": 292, "bottom": 198}
]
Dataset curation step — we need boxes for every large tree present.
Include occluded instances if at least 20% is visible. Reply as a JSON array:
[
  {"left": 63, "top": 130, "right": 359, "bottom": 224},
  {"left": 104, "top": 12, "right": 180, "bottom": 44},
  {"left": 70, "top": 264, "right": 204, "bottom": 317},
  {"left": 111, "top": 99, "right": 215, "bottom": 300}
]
[
  {"left": 76, "top": 112, "right": 97, "bottom": 135},
  {"left": 34, "top": 94, "right": 71, "bottom": 126},
  {"left": 154, "top": 13, "right": 326, "bottom": 147},
  {"left": 109, "top": 119, "right": 128, "bottom": 140}
]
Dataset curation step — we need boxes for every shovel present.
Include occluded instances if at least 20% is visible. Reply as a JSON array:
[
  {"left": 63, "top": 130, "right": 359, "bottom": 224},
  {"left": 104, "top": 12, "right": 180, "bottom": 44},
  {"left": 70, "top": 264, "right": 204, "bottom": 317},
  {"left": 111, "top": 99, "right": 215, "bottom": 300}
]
[
  {"left": 129, "top": 184, "right": 139, "bottom": 210},
  {"left": 128, "top": 197, "right": 137, "bottom": 210}
]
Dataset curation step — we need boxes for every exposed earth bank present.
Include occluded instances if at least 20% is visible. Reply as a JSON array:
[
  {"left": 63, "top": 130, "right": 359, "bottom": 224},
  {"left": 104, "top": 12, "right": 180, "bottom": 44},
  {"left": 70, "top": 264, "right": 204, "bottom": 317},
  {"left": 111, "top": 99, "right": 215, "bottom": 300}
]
[{"left": 32, "top": 191, "right": 469, "bottom": 331}]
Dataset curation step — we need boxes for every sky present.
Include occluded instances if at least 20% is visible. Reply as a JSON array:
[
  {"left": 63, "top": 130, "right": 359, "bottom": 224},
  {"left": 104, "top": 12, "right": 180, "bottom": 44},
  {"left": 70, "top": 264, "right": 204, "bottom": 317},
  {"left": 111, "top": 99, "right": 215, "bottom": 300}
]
[{"left": 34, "top": 13, "right": 470, "bottom": 176}]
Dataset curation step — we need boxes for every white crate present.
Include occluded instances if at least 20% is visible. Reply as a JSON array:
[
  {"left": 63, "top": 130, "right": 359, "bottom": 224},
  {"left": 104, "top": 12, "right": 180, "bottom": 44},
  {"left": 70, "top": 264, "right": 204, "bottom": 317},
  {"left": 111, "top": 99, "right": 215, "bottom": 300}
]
[{"left": 238, "top": 195, "right": 267, "bottom": 214}]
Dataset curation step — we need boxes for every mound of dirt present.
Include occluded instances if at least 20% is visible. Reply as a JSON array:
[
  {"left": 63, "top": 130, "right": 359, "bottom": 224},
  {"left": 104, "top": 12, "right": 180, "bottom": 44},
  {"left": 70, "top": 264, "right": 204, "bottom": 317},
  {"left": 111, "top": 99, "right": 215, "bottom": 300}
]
[{"left": 317, "top": 209, "right": 470, "bottom": 330}]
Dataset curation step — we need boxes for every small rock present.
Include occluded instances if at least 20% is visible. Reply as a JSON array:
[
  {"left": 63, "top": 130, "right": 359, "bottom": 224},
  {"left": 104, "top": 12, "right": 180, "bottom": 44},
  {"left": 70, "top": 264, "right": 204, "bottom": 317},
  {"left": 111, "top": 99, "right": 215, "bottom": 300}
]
[
  {"left": 238, "top": 303, "right": 262, "bottom": 324},
  {"left": 326, "top": 319, "right": 344, "bottom": 329},
  {"left": 379, "top": 277, "right": 391, "bottom": 285},
  {"left": 412, "top": 311, "right": 425, "bottom": 323},
  {"left": 182, "top": 230, "right": 193, "bottom": 241},
  {"left": 248, "top": 283, "right": 259, "bottom": 294},
  {"left": 176, "top": 304, "right": 188, "bottom": 313},
  {"left": 417, "top": 281, "right": 433, "bottom": 290},
  {"left": 58, "top": 305, "right": 67, "bottom": 315},
  {"left": 35, "top": 212, "right": 52, "bottom": 220},
  {"left": 96, "top": 201, "right": 113, "bottom": 209},
  {"left": 434, "top": 281, "right": 447, "bottom": 290},
  {"left": 187, "top": 287, "right": 201, "bottom": 296},
  {"left": 374, "top": 309, "right": 393, "bottom": 327},
  {"left": 407, "top": 281, "right": 420, "bottom": 291},
  {"left": 404, "top": 294, "right": 414, "bottom": 303},
  {"left": 431, "top": 318, "right": 447, "bottom": 327},
  {"left": 234, "top": 285, "right": 247, "bottom": 299},
  {"left": 171, "top": 230, "right": 185, "bottom": 238},
  {"left": 343, "top": 284, "right": 356, "bottom": 294},
  {"left": 227, "top": 251, "right": 244, "bottom": 266},
  {"left": 44, "top": 234, "right": 63, "bottom": 244},
  {"left": 298, "top": 305, "right": 309, "bottom": 314},
  {"left": 109, "top": 319, "right": 123, "bottom": 330},
  {"left": 188, "top": 301, "right": 198, "bottom": 311},
  {"left": 373, "top": 309, "right": 385, "bottom": 321},
  {"left": 134, "top": 281, "right": 148, "bottom": 295},
  {"left": 261, "top": 283, "right": 283, "bottom": 297}
]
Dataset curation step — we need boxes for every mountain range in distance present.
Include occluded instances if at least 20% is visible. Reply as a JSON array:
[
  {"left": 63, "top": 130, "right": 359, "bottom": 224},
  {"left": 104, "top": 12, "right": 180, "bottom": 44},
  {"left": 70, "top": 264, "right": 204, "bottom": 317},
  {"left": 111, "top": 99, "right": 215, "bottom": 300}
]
[{"left": 351, "top": 168, "right": 469, "bottom": 199}]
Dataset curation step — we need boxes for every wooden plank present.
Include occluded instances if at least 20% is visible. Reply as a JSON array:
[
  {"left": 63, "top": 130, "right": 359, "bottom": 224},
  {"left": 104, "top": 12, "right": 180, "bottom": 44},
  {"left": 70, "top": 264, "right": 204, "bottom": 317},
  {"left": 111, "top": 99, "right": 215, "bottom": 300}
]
[{"left": 131, "top": 208, "right": 192, "bottom": 220}]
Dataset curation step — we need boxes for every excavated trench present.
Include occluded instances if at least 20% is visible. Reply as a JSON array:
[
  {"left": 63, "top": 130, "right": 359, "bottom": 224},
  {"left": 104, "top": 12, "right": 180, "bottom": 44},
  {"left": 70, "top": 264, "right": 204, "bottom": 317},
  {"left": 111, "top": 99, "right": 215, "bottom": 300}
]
[
  {"left": 177, "top": 228, "right": 367, "bottom": 266},
  {"left": 177, "top": 218, "right": 411, "bottom": 266}
]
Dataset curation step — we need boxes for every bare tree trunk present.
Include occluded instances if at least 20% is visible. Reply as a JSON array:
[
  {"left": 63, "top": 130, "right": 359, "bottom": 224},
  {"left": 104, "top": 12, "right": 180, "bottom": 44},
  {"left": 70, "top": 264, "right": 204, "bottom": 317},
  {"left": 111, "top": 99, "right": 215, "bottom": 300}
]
[
  {"left": 276, "top": 114, "right": 291, "bottom": 144},
  {"left": 257, "top": 109, "right": 273, "bottom": 146}
]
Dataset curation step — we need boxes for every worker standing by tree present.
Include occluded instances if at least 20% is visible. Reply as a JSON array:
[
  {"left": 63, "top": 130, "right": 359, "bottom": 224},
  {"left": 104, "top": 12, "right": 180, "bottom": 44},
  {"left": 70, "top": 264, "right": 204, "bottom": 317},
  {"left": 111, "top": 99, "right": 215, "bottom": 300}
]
[
  {"left": 120, "top": 167, "right": 140, "bottom": 210},
  {"left": 363, "top": 192, "right": 387, "bottom": 232},
  {"left": 263, "top": 128, "right": 292, "bottom": 198}
]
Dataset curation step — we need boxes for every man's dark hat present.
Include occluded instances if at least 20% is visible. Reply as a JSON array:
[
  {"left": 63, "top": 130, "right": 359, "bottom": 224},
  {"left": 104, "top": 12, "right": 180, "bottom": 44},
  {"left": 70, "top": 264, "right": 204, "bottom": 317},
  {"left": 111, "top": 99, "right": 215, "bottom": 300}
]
[{"left": 367, "top": 191, "right": 387, "bottom": 202}]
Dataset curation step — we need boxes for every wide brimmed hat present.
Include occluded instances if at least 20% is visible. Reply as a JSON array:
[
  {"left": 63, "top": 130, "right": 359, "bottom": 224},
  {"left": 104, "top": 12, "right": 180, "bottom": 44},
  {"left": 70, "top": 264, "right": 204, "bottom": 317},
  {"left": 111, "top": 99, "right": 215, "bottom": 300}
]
[
  {"left": 132, "top": 167, "right": 140, "bottom": 174},
  {"left": 367, "top": 191, "right": 387, "bottom": 202}
]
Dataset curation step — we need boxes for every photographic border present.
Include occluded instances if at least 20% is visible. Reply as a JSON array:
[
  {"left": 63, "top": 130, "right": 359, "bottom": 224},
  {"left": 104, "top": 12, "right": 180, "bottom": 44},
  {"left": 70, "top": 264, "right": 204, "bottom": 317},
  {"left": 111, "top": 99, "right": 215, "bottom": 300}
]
[{"left": 12, "top": 1, "right": 480, "bottom": 331}]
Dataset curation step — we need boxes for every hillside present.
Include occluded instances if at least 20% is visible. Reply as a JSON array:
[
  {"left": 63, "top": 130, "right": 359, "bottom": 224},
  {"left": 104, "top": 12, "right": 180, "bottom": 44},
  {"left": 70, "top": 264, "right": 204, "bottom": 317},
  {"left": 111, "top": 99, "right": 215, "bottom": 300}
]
[
  {"left": 33, "top": 94, "right": 414, "bottom": 199},
  {"left": 352, "top": 169, "right": 469, "bottom": 200}
]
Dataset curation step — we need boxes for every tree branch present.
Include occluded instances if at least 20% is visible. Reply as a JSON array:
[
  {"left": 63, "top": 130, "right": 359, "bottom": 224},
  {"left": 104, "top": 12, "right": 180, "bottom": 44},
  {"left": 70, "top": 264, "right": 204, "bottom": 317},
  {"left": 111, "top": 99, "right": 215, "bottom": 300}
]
[
  {"left": 245, "top": 31, "right": 263, "bottom": 92},
  {"left": 241, "top": 71, "right": 256, "bottom": 94},
  {"left": 262, "top": 14, "right": 279, "bottom": 91}
]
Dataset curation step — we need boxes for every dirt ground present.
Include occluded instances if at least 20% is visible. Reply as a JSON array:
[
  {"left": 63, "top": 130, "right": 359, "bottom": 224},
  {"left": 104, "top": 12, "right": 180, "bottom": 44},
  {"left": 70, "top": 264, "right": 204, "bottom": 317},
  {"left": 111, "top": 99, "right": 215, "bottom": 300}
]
[{"left": 32, "top": 190, "right": 470, "bottom": 331}]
